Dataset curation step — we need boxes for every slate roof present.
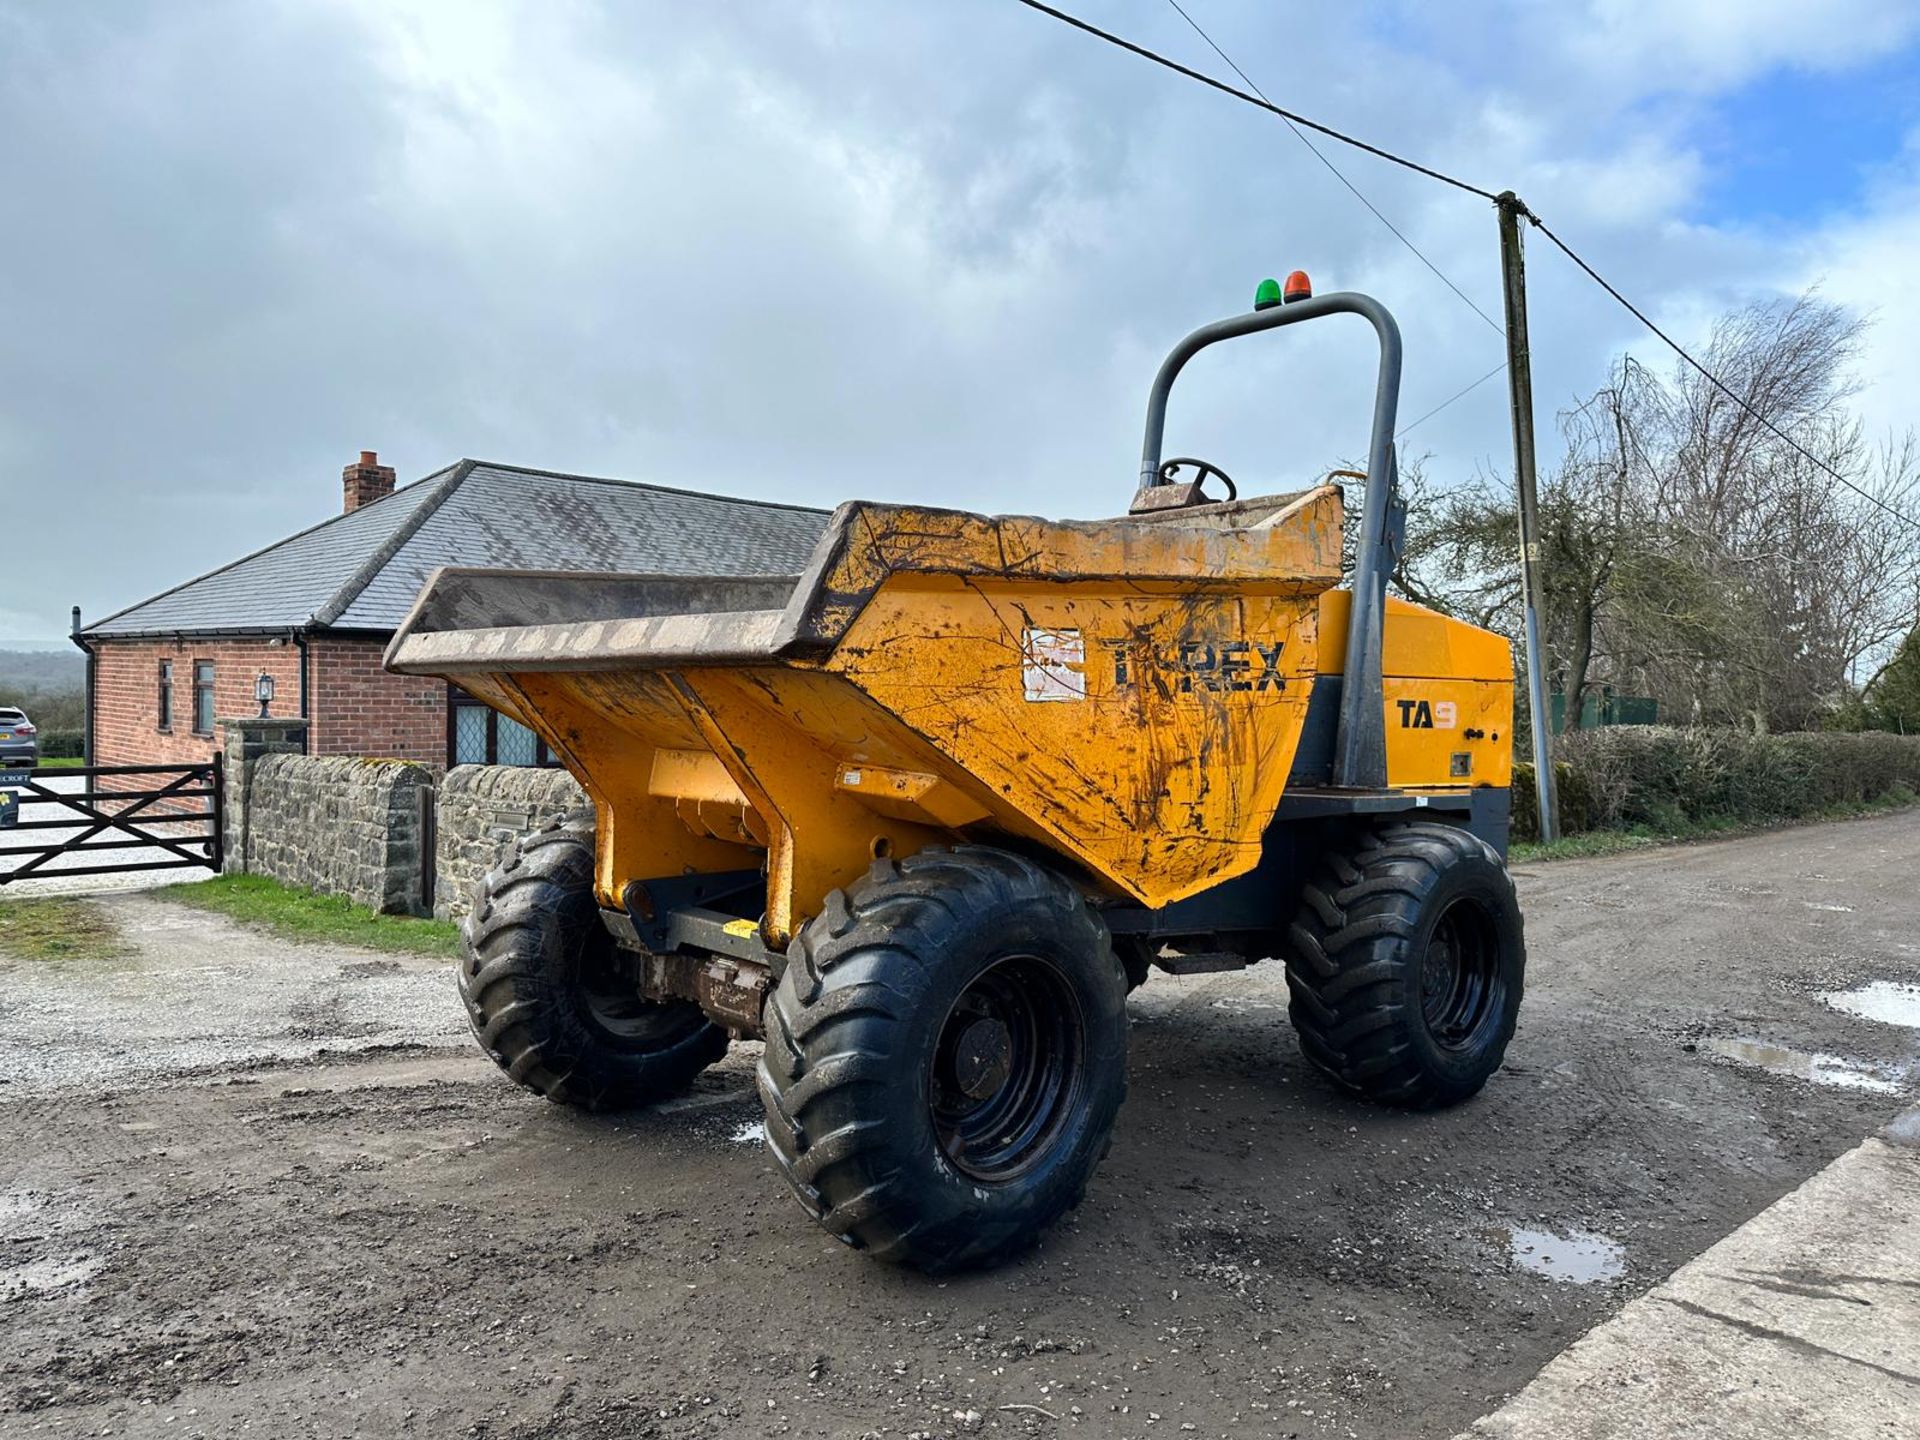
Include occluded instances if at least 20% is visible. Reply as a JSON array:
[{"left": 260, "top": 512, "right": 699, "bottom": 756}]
[{"left": 83, "top": 461, "right": 831, "bottom": 639}]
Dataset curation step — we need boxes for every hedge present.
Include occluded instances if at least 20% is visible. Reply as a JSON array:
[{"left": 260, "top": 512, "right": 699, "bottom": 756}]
[
  {"left": 1512, "top": 727, "right": 1920, "bottom": 842},
  {"left": 34, "top": 728, "right": 83, "bottom": 759}
]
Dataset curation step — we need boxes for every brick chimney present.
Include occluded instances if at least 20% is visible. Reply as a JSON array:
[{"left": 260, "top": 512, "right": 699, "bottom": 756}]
[{"left": 342, "top": 450, "right": 397, "bottom": 513}]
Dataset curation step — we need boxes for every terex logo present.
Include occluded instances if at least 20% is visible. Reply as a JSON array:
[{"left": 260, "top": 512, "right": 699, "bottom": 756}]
[
  {"left": 1398, "top": 698, "right": 1458, "bottom": 729},
  {"left": 1104, "top": 639, "right": 1285, "bottom": 693}
]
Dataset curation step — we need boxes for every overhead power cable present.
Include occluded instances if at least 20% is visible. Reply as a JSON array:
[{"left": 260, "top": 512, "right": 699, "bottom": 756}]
[
  {"left": 1396, "top": 361, "right": 1508, "bottom": 440},
  {"left": 1162, "top": 0, "right": 1505, "bottom": 338},
  {"left": 1523, "top": 208, "right": 1920, "bottom": 532},
  {"left": 1012, "top": 0, "right": 1496, "bottom": 201},
  {"left": 1015, "top": 0, "right": 1920, "bottom": 533}
]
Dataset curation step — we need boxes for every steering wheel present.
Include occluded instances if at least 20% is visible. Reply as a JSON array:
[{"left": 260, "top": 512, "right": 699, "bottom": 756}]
[{"left": 1158, "top": 457, "right": 1238, "bottom": 502}]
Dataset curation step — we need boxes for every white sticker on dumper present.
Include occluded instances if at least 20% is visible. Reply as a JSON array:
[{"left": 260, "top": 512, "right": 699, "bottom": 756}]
[{"left": 1022, "top": 627, "right": 1085, "bottom": 702}]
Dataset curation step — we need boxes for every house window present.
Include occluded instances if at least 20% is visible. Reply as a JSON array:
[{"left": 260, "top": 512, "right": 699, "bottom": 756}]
[
  {"left": 192, "top": 660, "right": 215, "bottom": 736},
  {"left": 448, "top": 688, "right": 558, "bottom": 768},
  {"left": 157, "top": 661, "right": 173, "bottom": 732}
]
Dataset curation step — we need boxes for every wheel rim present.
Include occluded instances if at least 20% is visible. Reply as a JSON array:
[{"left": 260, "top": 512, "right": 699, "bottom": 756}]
[
  {"left": 930, "top": 956, "right": 1084, "bottom": 1182},
  {"left": 1419, "top": 898, "right": 1504, "bottom": 1051},
  {"left": 577, "top": 939, "right": 702, "bottom": 1047}
]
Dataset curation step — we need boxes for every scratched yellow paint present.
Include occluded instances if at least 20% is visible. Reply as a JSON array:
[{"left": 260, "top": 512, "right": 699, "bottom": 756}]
[
  {"left": 441, "top": 489, "right": 1512, "bottom": 941},
  {"left": 481, "top": 669, "right": 760, "bottom": 905},
  {"left": 799, "top": 487, "right": 1346, "bottom": 643},
  {"left": 830, "top": 579, "right": 1322, "bottom": 906}
]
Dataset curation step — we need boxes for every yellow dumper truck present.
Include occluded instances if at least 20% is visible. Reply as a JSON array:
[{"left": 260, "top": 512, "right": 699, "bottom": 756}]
[{"left": 386, "top": 278, "right": 1524, "bottom": 1271}]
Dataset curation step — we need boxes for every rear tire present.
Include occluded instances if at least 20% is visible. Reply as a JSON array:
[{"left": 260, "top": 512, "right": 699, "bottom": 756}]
[
  {"left": 1284, "top": 820, "right": 1523, "bottom": 1109},
  {"left": 1115, "top": 937, "right": 1156, "bottom": 993},
  {"left": 459, "top": 810, "right": 727, "bottom": 1109},
  {"left": 758, "top": 846, "right": 1128, "bottom": 1272}
]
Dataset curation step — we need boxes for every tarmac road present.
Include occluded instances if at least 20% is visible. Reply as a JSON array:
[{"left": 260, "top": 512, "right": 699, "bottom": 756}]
[{"left": 3, "top": 809, "right": 1919, "bottom": 1439}]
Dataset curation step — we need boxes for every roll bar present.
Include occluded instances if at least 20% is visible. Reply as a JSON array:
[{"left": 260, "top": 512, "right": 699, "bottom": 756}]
[{"left": 1138, "top": 291, "right": 1404, "bottom": 790}]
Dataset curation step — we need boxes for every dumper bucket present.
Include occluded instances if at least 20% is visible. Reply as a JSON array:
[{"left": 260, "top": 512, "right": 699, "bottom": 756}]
[
  {"left": 387, "top": 485, "right": 1345, "bottom": 943},
  {"left": 386, "top": 288, "right": 1528, "bottom": 1277}
]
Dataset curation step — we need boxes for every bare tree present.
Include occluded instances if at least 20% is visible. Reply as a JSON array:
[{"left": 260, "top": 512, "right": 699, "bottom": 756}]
[{"left": 1402, "top": 290, "right": 1920, "bottom": 735}]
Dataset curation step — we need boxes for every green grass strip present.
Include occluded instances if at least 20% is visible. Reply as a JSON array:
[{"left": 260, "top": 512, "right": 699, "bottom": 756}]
[
  {"left": 0, "top": 896, "right": 133, "bottom": 963},
  {"left": 160, "top": 873, "right": 460, "bottom": 957},
  {"left": 1513, "top": 788, "right": 1918, "bottom": 863}
]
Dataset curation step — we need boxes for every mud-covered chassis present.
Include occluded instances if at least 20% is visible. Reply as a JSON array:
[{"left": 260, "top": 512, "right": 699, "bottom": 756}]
[{"left": 391, "top": 283, "right": 1525, "bottom": 1269}]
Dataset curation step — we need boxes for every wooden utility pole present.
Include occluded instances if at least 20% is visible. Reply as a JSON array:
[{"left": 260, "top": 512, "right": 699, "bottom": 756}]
[{"left": 1495, "top": 191, "right": 1560, "bottom": 842}]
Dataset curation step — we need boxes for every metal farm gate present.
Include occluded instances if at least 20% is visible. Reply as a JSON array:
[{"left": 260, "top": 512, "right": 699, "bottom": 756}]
[{"left": 0, "top": 760, "right": 223, "bottom": 886}]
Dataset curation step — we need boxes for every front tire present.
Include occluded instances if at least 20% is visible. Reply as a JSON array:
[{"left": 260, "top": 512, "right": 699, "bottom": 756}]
[
  {"left": 459, "top": 811, "right": 727, "bottom": 1109},
  {"left": 758, "top": 847, "right": 1128, "bottom": 1271},
  {"left": 1284, "top": 820, "right": 1524, "bottom": 1108}
]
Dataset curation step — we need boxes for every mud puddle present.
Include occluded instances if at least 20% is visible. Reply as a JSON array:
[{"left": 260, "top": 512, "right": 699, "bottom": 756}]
[
  {"left": 0, "top": 1185, "right": 105, "bottom": 1299},
  {"left": 1700, "top": 1036, "right": 1906, "bottom": 1094},
  {"left": 1505, "top": 1227, "right": 1625, "bottom": 1284},
  {"left": 1821, "top": 980, "right": 1920, "bottom": 1029},
  {"left": 1, "top": 1251, "right": 105, "bottom": 1297}
]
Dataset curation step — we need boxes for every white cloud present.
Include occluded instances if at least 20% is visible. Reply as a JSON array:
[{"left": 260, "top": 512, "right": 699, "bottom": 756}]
[
  {"left": 0, "top": 0, "right": 1914, "bottom": 639},
  {"left": 1792, "top": 132, "right": 1920, "bottom": 442},
  {"left": 1563, "top": 0, "right": 1920, "bottom": 91}
]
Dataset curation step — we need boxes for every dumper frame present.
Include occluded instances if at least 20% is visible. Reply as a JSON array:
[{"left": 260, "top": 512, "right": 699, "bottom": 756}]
[{"left": 387, "top": 287, "right": 1526, "bottom": 1270}]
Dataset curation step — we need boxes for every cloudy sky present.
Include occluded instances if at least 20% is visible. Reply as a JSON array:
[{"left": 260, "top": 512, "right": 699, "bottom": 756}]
[{"left": 3, "top": 0, "right": 1918, "bottom": 642}]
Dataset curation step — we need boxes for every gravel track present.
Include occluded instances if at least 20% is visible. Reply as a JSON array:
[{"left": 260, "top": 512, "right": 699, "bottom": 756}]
[{"left": 3, "top": 811, "right": 1918, "bottom": 1438}]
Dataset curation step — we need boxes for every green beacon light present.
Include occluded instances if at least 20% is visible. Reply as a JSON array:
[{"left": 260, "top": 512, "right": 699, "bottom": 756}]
[{"left": 1253, "top": 277, "right": 1283, "bottom": 311}]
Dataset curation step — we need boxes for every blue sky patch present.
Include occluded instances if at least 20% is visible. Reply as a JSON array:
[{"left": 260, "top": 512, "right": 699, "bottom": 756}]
[{"left": 1695, "top": 44, "right": 1920, "bottom": 227}]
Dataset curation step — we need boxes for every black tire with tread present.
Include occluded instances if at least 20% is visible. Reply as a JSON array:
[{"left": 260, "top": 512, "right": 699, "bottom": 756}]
[
  {"left": 1284, "top": 820, "right": 1524, "bottom": 1109},
  {"left": 758, "top": 845, "right": 1129, "bottom": 1272},
  {"left": 458, "top": 810, "right": 726, "bottom": 1109},
  {"left": 1115, "top": 937, "right": 1155, "bottom": 993}
]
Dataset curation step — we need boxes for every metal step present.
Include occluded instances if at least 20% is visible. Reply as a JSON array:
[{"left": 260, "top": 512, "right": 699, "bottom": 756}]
[{"left": 1153, "top": 951, "right": 1251, "bottom": 976}]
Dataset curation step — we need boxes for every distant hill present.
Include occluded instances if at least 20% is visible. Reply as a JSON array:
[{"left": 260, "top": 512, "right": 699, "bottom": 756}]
[
  {"left": 0, "top": 649, "right": 85, "bottom": 731},
  {"left": 0, "top": 648, "right": 84, "bottom": 695}
]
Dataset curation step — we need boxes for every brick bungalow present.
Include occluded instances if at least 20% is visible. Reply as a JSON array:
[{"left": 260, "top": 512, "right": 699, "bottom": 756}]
[{"left": 76, "top": 453, "right": 828, "bottom": 768}]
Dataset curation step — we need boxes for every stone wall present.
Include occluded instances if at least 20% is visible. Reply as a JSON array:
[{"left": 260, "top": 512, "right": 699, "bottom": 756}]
[
  {"left": 243, "top": 753, "right": 434, "bottom": 914},
  {"left": 219, "top": 744, "right": 590, "bottom": 921},
  {"left": 222, "top": 716, "right": 312, "bottom": 876},
  {"left": 433, "top": 764, "right": 588, "bottom": 921}
]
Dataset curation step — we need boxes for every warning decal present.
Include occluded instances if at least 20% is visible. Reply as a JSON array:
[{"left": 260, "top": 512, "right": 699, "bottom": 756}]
[{"left": 1022, "top": 627, "right": 1085, "bottom": 702}]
